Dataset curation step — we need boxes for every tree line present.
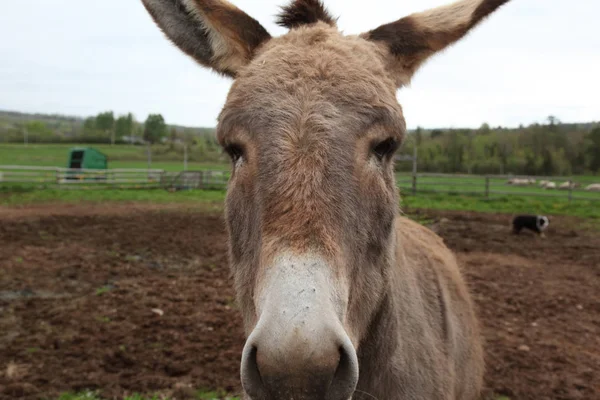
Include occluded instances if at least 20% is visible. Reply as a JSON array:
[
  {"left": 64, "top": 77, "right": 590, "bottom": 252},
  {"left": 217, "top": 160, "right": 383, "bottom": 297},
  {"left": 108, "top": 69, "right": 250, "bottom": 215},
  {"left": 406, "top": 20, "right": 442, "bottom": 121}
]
[
  {"left": 0, "top": 110, "right": 226, "bottom": 163},
  {"left": 0, "top": 110, "right": 217, "bottom": 146},
  {"left": 1, "top": 111, "right": 599, "bottom": 176},
  {"left": 399, "top": 118, "right": 600, "bottom": 176}
]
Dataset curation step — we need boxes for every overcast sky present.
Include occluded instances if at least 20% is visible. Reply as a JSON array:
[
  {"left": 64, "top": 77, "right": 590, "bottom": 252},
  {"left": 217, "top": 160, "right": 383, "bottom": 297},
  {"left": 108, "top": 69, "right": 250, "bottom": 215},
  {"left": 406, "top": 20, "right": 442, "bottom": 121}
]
[{"left": 1, "top": 0, "right": 598, "bottom": 129}]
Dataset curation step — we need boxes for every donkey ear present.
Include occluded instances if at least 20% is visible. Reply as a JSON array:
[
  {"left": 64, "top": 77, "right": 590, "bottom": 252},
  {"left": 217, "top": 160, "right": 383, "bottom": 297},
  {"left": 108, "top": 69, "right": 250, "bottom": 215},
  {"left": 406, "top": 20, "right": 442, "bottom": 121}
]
[
  {"left": 141, "top": 0, "right": 271, "bottom": 77},
  {"left": 362, "top": 0, "right": 510, "bottom": 87}
]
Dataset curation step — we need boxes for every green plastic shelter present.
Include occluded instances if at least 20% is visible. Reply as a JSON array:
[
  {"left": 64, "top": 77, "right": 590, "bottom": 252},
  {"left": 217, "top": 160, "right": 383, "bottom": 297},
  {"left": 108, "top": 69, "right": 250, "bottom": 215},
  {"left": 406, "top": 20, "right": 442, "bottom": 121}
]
[{"left": 67, "top": 147, "right": 108, "bottom": 170}]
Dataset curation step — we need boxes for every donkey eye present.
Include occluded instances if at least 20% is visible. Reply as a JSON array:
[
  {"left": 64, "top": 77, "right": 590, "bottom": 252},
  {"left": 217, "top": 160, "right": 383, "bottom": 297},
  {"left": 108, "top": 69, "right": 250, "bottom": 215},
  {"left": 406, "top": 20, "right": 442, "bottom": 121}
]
[
  {"left": 372, "top": 138, "right": 398, "bottom": 161},
  {"left": 224, "top": 144, "right": 244, "bottom": 163}
]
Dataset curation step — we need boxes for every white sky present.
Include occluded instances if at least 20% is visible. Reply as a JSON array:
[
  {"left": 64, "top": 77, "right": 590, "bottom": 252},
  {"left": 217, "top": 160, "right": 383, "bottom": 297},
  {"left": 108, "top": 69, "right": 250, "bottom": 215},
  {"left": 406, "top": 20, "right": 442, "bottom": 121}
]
[{"left": 0, "top": 0, "right": 598, "bottom": 129}]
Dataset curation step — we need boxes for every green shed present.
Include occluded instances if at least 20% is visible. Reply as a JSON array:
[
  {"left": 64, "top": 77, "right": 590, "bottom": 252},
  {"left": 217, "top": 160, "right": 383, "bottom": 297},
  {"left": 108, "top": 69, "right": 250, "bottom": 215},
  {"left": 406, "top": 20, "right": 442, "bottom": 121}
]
[{"left": 67, "top": 147, "right": 108, "bottom": 170}]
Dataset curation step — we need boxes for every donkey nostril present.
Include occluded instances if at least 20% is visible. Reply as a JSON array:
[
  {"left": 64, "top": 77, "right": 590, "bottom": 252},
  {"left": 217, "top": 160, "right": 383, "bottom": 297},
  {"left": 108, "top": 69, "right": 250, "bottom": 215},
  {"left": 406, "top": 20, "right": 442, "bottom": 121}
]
[
  {"left": 328, "top": 344, "right": 359, "bottom": 400},
  {"left": 241, "top": 331, "right": 358, "bottom": 400},
  {"left": 241, "top": 345, "right": 266, "bottom": 399}
]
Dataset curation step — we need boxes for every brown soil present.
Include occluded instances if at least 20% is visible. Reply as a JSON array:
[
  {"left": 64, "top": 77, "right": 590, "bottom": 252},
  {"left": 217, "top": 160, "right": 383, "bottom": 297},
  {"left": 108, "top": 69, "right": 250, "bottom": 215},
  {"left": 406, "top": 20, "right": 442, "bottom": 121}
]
[{"left": 0, "top": 204, "right": 598, "bottom": 400}]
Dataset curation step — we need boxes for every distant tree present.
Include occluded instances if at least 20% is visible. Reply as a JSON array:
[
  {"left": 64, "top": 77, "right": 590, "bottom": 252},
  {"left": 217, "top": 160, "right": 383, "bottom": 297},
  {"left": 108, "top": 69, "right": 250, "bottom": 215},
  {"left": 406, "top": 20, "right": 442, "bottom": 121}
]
[
  {"left": 83, "top": 117, "right": 96, "bottom": 131},
  {"left": 587, "top": 127, "right": 600, "bottom": 174},
  {"left": 143, "top": 114, "right": 167, "bottom": 144},
  {"left": 541, "top": 149, "right": 555, "bottom": 175},
  {"left": 523, "top": 151, "right": 538, "bottom": 175},
  {"left": 182, "top": 128, "right": 195, "bottom": 145},
  {"left": 547, "top": 115, "right": 560, "bottom": 126},
  {"left": 442, "top": 131, "right": 465, "bottom": 172},
  {"left": 115, "top": 113, "right": 134, "bottom": 141},
  {"left": 498, "top": 142, "right": 511, "bottom": 175},
  {"left": 430, "top": 129, "right": 444, "bottom": 139},
  {"left": 168, "top": 127, "right": 178, "bottom": 149},
  {"left": 24, "top": 121, "right": 53, "bottom": 141},
  {"left": 133, "top": 124, "right": 144, "bottom": 143},
  {"left": 96, "top": 111, "right": 115, "bottom": 144},
  {"left": 478, "top": 123, "right": 491, "bottom": 135}
]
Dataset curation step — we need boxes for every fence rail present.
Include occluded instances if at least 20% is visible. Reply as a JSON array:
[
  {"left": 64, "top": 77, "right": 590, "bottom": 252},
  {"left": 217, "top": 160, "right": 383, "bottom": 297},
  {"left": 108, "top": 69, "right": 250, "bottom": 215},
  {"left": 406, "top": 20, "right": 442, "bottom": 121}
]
[
  {"left": 397, "top": 173, "right": 600, "bottom": 202},
  {"left": 0, "top": 165, "right": 229, "bottom": 190},
  {"left": 1, "top": 166, "right": 599, "bottom": 202}
]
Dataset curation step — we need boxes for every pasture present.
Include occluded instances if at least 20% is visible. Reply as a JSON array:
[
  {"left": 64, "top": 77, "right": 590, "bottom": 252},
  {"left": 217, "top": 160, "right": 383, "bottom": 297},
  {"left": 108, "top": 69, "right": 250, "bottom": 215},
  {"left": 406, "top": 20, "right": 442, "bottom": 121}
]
[
  {"left": 396, "top": 173, "right": 600, "bottom": 201},
  {"left": 0, "top": 194, "right": 598, "bottom": 400},
  {"left": 2, "top": 143, "right": 600, "bottom": 205},
  {"left": 0, "top": 144, "right": 228, "bottom": 172}
]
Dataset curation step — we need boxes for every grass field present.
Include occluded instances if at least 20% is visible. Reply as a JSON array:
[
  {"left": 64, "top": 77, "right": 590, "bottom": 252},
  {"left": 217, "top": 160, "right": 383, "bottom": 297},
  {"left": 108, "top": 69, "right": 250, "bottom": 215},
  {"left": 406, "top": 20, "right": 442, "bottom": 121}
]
[
  {"left": 2, "top": 144, "right": 599, "bottom": 196},
  {"left": 2, "top": 144, "right": 599, "bottom": 223},
  {"left": 0, "top": 144, "right": 229, "bottom": 171},
  {"left": 2, "top": 188, "right": 598, "bottom": 222},
  {"left": 57, "top": 391, "right": 239, "bottom": 400},
  {"left": 396, "top": 173, "right": 600, "bottom": 200}
]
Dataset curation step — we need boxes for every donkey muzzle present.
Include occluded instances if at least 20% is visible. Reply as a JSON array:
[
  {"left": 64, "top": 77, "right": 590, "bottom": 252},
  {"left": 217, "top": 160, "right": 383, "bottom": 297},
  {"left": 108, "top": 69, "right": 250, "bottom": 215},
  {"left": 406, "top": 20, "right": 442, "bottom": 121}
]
[{"left": 240, "top": 254, "right": 358, "bottom": 400}]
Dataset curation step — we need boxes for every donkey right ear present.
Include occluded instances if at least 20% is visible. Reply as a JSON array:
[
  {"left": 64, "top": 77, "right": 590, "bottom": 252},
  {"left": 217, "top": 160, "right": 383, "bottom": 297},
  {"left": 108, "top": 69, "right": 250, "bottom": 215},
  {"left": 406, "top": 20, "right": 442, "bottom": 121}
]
[
  {"left": 362, "top": 0, "right": 510, "bottom": 88},
  {"left": 142, "top": 0, "right": 271, "bottom": 78}
]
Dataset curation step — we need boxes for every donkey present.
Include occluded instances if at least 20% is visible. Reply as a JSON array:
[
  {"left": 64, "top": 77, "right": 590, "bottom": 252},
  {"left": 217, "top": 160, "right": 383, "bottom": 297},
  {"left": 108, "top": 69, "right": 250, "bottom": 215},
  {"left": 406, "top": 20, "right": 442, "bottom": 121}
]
[{"left": 141, "top": 0, "right": 512, "bottom": 399}]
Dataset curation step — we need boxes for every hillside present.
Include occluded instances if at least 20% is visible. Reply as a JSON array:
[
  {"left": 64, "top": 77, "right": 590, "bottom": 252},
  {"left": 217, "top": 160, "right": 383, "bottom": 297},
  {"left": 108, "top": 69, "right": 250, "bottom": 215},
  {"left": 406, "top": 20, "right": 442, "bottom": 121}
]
[
  {"left": 1, "top": 110, "right": 599, "bottom": 176},
  {"left": 0, "top": 110, "right": 216, "bottom": 144}
]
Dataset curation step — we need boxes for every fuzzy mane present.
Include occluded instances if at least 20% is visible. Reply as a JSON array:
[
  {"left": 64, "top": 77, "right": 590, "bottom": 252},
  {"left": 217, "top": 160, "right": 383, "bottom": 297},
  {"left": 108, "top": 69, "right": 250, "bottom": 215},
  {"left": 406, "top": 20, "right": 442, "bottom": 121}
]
[{"left": 276, "top": 0, "right": 337, "bottom": 29}]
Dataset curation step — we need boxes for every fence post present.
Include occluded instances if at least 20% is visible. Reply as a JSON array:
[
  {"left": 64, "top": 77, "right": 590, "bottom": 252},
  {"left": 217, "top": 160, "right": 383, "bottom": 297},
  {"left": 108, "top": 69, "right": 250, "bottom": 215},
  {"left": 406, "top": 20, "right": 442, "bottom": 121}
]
[
  {"left": 411, "top": 174, "right": 417, "bottom": 195},
  {"left": 485, "top": 176, "right": 490, "bottom": 198},
  {"left": 568, "top": 179, "right": 573, "bottom": 204},
  {"left": 411, "top": 144, "right": 418, "bottom": 195},
  {"left": 146, "top": 144, "right": 152, "bottom": 170},
  {"left": 183, "top": 144, "right": 188, "bottom": 172}
]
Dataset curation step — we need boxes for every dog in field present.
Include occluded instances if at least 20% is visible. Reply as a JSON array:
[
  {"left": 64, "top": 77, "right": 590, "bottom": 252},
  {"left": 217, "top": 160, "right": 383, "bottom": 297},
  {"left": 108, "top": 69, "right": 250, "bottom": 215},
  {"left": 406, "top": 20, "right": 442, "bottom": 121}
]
[{"left": 512, "top": 215, "right": 550, "bottom": 237}]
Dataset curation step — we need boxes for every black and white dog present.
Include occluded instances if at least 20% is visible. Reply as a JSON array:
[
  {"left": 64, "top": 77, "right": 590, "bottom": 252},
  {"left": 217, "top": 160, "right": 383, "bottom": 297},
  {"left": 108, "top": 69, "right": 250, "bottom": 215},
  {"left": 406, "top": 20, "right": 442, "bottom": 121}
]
[{"left": 512, "top": 215, "right": 550, "bottom": 237}]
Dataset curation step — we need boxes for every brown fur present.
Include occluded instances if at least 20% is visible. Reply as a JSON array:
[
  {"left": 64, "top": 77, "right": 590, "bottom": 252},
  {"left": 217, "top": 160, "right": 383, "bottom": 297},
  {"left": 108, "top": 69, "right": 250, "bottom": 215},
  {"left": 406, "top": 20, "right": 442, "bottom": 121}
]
[
  {"left": 276, "top": 0, "right": 337, "bottom": 29},
  {"left": 364, "top": 0, "right": 511, "bottom": 87},
  {"left": 142, "top": 0, "right": 270, "bottom": 77},
  {"left": 140, "top": 1, "right": 513, "bottom": 398}
]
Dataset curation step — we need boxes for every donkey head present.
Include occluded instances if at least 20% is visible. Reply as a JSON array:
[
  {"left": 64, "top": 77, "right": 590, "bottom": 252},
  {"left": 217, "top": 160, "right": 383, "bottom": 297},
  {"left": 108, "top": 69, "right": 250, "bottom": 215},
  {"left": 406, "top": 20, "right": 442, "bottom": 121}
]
[{"left": 142, "top": 1, "right": 510, "bottom": 399}]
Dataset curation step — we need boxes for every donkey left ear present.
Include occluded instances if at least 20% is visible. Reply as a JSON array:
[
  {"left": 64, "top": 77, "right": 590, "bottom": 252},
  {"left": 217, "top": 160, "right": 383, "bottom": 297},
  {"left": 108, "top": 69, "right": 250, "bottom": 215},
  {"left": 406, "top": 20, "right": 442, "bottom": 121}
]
[
  {"left": 362, "top": 0, "right": 511, "bottom": 88},
  {"left": 142, "top": 0, "right": 271, "bottom": 78}
]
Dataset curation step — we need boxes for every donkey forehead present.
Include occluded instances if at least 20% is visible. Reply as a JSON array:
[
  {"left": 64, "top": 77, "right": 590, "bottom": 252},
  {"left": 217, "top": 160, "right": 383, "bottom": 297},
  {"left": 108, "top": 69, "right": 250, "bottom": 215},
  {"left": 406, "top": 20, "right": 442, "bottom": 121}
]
[{"left": 218, "top": 24, "right": 405, "bottom": 137}]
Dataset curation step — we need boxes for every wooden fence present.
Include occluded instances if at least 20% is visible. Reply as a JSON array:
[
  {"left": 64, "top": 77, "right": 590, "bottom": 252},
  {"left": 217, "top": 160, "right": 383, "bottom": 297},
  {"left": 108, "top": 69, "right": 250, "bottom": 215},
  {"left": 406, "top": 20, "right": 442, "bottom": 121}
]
[
  {"left": 1, "top": 166, "right": 599, "bottom": 202},
  {"left": 0, "top": 165, "right": 165, "bottom": 189},
  {"left": 0, "top": 165, "right": 229, "bottom": 190},
  {"left": 397, "top": 173, "right": 600, "bottom": 202}
]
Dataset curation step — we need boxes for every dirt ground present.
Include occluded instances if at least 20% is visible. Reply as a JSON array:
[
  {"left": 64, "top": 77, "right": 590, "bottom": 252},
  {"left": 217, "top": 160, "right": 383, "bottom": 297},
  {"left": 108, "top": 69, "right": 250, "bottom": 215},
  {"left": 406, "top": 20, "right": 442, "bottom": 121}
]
[{"left": 0, "top": 204, "right": 598, "bottom": 400}]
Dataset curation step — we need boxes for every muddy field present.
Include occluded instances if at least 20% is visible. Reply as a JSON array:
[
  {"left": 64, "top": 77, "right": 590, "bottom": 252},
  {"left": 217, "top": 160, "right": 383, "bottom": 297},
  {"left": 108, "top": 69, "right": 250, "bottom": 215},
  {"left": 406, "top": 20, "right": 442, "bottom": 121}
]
[{"left": 0, "top": 204, "right": 598, "bottom": 400}]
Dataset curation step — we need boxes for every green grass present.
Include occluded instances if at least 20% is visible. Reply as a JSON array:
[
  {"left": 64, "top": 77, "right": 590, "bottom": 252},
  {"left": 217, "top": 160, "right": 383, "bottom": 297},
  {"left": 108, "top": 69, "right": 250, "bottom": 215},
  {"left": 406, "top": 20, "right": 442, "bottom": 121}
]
[
  {"left": 95, "top": 286, "right": 113, "bottom": 296},
  {"left": 54, "top": 390, "right": 512, "bottom": 400},
  {"left": 396, "top": 173, "right": 600, "bottom": 199},
  {"left": 401, "top": 192, "right": 600, "bottom": 220},
  {"left": 55, "top": 391, "right": 239, "bottom": 400},
  {"left": 0, "top": 188, "right": 226, "bottom": 207},
  {"left": 196, "top": 390, "right": 239, "bottom": 400},
  {"left": 0, "top": 144, "right": 229, "bottom": 171},
  {"left": 1, "top": 188, "right": 598, "bottom": 224}
]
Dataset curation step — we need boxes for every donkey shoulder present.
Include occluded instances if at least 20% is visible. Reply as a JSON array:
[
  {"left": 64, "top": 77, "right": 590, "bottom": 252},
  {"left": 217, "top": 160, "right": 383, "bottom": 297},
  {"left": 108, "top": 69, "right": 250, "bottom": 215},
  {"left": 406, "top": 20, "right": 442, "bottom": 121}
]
[
  {"left": 393, "top": 215, "right": 484, "bottom": 399},
  {"left": 394, "top": 215, "right": 472, "bottom": 306},
  {"left": 394, "top": 215, "right": 455, "bottom": 267}
]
